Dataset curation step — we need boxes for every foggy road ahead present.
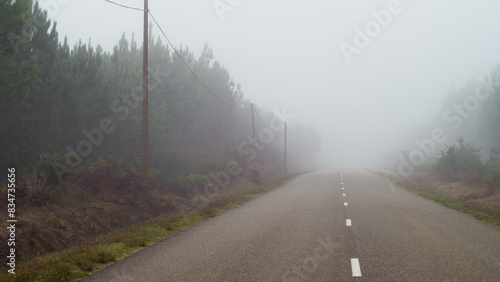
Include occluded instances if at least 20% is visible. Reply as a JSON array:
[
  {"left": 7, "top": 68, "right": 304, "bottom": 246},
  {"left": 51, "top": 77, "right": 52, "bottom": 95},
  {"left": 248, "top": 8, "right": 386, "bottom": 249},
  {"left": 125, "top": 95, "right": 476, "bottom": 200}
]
[{"left": 83, "top": 170, "right": 500, "bottom": 281}]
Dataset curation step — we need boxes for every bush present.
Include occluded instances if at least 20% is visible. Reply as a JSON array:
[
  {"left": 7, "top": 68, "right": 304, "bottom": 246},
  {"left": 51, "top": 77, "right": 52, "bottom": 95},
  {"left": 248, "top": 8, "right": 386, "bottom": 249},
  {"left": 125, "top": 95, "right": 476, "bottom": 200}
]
[
  {"left": 436, "top": 137, "right": 485, "bottom": 178},
  {"left": 22, "top": 167, "right": 62, "bottom": 207},
  {"left": 75, "top": 156, "right": 144, "bottom": 195},
  {"left": 249, "top": 168, "right": 262, "bottom": 185},
  {"left": 36, "top": 152, "right": 72, "bottom": 187},
  {"left": 165, "top": 173, "right": 210, "bottom": 197},
  {"left": 435, "top": 137, "right": 500, "bottom": 188}
]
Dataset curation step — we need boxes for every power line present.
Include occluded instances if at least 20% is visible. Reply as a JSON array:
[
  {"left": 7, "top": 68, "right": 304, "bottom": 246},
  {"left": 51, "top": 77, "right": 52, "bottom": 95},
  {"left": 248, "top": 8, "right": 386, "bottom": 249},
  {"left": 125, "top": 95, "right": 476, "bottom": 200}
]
[
  {"left": 148, "top": 11, "right": 230, "bottom": 104},
  {"left": 104, "top": 0, "right": 145, "bottom": 11},
  {"left": 103, "top": 0, "right": 231, "bottom": 104},
  {"left": 253, "top": 107, "right": 265, "bottom": 123}
]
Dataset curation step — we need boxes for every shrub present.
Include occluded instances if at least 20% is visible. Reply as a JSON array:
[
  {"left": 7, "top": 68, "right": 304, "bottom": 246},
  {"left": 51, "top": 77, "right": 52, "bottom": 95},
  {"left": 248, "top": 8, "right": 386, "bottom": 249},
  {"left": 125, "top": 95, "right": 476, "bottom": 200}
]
[
  {"left": 436, "top": 137, "right": 485, "bottom": 178},
  {"left": 35, "top": 152, "right": 71, "bottom": 186},
  {"left": 165, "top": 173, "right": 210, "bottom": 197},
  {"left": 75, "top": 156, "right": 144, "bottom": 195},
  {"left": 435, "top": 137, "right": 500, "bottom": 188},
  {"left": 249, "top": 168, "right": 262, "bottom": 185}
]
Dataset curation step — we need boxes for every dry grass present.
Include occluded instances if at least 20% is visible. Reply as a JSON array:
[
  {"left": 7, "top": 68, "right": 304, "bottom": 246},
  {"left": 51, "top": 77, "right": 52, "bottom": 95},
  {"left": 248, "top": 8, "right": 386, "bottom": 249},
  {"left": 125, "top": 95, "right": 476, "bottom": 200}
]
[
  {"left": 0, "top": 157, "right": 295, "bottom": 282},
  {"left": 387, "top": 169, "right": 500, "bottom": 228}
]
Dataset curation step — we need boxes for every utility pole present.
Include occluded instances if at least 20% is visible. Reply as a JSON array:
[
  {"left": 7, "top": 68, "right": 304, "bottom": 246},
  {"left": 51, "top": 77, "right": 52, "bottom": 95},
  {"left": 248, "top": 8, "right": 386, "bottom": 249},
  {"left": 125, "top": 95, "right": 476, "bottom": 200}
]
[
  {"left": 284, "top": 121, "right": 287, "bottom": 174},
  {"left": 251, "top": 103, "right": 255, "bottom": 138},
  {"left": 142, "top": 0, "right": 149, "bottom": 184},
  {"left": 296, "top": 122, "right": 299, "bottom": 173}
]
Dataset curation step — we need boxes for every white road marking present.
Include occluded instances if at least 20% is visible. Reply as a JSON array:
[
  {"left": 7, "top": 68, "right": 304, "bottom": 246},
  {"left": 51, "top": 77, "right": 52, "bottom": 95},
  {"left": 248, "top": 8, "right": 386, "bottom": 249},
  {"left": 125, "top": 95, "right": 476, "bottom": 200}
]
[
  {"left": 341, "top": 187, "right": 345, "bottom": 190},
  {"left": 346, "top": 219, "right": 352, "bottom": 226},
  {"left": 344, "top": 202, "right": 348, "bottom": 206},
  {"left": 342, "top": 193, "right": 346, "bottom": 197},
  {"left": 341, "top": 182, "right": 344, "bottom": 185},
  {"left": 351, "top": 258, "right": 362, "bottom": 277}
]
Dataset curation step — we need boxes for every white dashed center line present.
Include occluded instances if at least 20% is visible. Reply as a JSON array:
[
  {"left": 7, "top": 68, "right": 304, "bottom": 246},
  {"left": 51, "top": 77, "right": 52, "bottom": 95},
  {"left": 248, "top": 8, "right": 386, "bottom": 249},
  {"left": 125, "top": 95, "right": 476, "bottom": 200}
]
[
  {"left": 339, "top": 174, "right": 361, "bottom": 278},
  {"left": 351, "top": 258, "right": 362, "bottom": 277}
]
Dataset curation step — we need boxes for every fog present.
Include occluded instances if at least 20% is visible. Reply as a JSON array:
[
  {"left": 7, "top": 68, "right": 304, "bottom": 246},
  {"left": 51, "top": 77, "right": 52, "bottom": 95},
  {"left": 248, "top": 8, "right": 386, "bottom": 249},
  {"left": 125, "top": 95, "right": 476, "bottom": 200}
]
[{"left": 40, "top": 0, "right": 500, "bottom": 170}]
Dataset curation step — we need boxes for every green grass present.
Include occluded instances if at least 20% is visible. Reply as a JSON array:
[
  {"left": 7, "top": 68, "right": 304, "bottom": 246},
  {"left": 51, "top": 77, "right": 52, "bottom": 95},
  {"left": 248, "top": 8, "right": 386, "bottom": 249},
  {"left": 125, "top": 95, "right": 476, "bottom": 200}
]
[
  {"left": 385, "top": 175, "right": 500, "bottom": 229},
  {"left": 1, "top": 174, "right": 297, "bottom": 282}
]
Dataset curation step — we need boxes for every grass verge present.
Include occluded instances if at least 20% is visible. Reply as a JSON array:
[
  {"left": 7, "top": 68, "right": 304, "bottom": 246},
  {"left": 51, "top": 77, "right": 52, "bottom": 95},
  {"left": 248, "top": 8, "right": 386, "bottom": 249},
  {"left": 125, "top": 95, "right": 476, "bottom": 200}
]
[
  {"left": 1, "top": 174, "right": 297, "bottom": 282},
  {"left": 384, "top": 174, "right": 500, "bottom": 229}
]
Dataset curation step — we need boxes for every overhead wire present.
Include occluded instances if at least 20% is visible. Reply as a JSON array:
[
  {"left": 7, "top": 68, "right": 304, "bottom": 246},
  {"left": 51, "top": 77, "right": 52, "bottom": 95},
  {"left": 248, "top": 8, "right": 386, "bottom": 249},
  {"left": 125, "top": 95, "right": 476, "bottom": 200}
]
[
  {"left": 148, "top": 11, "right": 230, "bottom": 105},
  {"left": 253, "top": 106, "right": 266, "bottom": 124},
  {"left": 104, "top": 0, "right": 231, "bottom": 105},
  {"left": 104, "top": 0, "right": 144, "bottom": 11}
]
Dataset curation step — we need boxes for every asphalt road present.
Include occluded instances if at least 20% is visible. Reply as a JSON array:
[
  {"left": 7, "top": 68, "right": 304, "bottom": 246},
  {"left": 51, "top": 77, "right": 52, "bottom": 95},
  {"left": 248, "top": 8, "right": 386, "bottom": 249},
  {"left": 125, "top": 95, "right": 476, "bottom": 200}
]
[{"left": 83, "top": 170, "right": 500, "bottom": 281}]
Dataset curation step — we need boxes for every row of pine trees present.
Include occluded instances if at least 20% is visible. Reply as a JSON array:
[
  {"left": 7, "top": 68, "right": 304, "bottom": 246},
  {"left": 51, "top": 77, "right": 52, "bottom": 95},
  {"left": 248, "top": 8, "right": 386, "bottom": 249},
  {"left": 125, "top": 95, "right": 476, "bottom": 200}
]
[{"left": 1, "top": 1, "right": 321, "bottom": 180}]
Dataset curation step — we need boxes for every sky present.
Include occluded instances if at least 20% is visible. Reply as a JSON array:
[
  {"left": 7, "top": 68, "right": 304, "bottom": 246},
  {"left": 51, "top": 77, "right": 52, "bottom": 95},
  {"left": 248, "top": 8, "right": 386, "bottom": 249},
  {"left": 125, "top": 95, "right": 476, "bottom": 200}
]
[{"left": 38, "top": 0, "right": 500, "bottom": 168}]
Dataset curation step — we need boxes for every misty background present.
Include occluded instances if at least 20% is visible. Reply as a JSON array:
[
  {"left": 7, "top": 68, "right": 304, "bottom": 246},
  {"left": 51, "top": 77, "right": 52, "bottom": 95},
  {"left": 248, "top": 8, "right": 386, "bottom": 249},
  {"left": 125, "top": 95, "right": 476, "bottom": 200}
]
[
  {"left": 2, "top": 2, "right": 500, "bottom": 277},
  {"left": 37, "top": 0, "right": 500, "bottom": 169}
]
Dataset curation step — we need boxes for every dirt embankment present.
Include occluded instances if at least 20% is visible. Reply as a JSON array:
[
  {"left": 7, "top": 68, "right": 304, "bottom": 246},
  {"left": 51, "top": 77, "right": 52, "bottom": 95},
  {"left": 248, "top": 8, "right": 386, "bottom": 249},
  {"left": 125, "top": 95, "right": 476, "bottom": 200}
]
[{"left": 0, "top": 158, "right": 284, "bottom": 269}]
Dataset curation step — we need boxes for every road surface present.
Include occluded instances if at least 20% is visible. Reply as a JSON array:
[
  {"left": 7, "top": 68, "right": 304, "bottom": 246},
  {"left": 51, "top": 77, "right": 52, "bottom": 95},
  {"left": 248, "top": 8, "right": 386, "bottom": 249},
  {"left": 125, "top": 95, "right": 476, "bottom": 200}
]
[{"left": 83, "top": 170, "right": 500, "bottom": 281}]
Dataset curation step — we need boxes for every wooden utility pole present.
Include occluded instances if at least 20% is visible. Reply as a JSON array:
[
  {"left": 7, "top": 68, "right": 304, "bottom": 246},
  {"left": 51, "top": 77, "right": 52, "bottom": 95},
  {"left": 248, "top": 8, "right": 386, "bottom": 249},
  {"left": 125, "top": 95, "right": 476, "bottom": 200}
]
[
  {"left": 284, "top": 121, "right": 287, "bottom": 174},
  {"left": 296, "top": 122, "right": 299, "bottom": 173},
  {"left": 251, "top": 103, "right": 255, "bottom": 138},
  {"left": 142, "top": 0, "right": 149, "bottom": 184}
]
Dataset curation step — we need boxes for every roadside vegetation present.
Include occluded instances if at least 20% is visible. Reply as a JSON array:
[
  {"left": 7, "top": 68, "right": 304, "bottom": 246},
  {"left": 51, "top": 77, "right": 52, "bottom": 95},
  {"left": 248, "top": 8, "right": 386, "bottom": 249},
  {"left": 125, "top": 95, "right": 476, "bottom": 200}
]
[
  {"left": 388, "top": 137, "right": 500, "bottom": 228},
  {"left": 0, "top": 155, "right": 296, "bottom": 281},
  {"left": 387, "top": 59, "right": 500, "bottom": 228},
  {"left": 388, "top": 173, "right": 500, "bottom": 228},
  {"left": 0, "top": 1, "right": 319, "bottom": 281},
  {"left": 435, "top": 137, "right": 500, "bottom": 189}
]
